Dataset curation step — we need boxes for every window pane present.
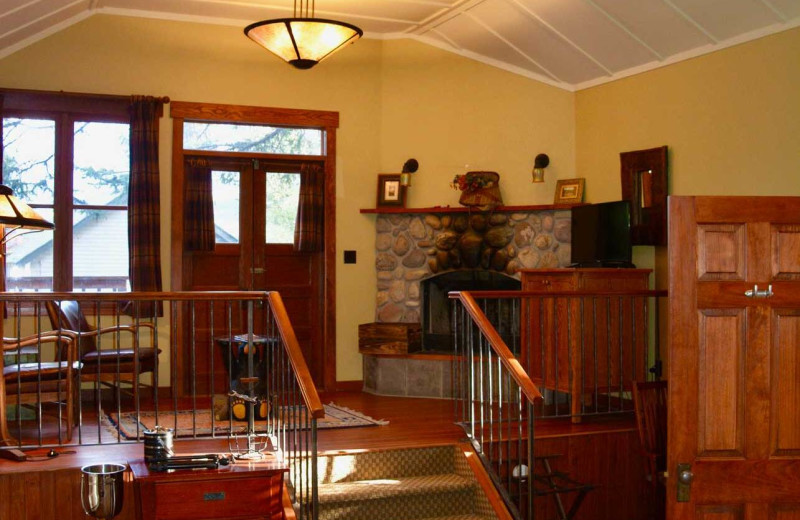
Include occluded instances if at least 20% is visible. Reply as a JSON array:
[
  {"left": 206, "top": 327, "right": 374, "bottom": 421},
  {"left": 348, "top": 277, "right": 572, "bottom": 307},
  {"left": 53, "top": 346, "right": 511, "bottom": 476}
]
[
  {"left": 184, "top": 122, "right": 323, "bottom": 155},
  {"left": 266, "top": 172, "right": 300, "bottom": 244},
  {"left": 2, "top": 118, "right": 56, "bottom": 205},
  {"left": 212, "top": 170, "right": 240, "bottom": 243},
  {"left": 6, "top": 208, "right": 54, "bottom": 292},
  {"left": 73, "top": 209, "right": 129, "bottom": 291},
  {"left": 73, "top": 122, "right": 130, "bottom": 206}
]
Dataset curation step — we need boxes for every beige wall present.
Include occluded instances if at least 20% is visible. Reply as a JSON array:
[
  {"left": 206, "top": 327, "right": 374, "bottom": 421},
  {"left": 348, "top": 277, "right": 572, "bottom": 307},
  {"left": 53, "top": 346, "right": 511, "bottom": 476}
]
[
  {"left": 0, "top": 15, "right": 577, "bottom": 382},
  {"left": 576, "top": 26, "right": 800, "bottom": 202},
  {"left": 576, "top": 26, "right": 800, "bottom": 289}
]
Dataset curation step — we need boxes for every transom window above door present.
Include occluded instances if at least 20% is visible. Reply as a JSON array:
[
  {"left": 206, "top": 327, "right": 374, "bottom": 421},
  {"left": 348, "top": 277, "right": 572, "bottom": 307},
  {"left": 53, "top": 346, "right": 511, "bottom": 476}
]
[{"left": 183, "top": 122, "right": 323, "bottom": 155}]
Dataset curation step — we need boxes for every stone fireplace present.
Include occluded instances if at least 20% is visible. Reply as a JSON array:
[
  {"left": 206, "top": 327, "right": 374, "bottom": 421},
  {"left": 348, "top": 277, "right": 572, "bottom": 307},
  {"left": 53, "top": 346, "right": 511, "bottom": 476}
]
[
  {"left": 374, "top": 209, "right": 572, "bottom": 327},
  {"left": 364, "top": 207, "right": 572, "bottom": 397}
]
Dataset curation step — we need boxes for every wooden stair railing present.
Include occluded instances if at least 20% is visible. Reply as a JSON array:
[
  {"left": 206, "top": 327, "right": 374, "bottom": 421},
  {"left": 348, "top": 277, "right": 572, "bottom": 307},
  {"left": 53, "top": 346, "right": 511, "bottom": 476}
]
[
  {"left": 266, "top": 292, "right": 324, "bottom": 520},
  {"left": 451, "top": 290, "right": 541, "bottom": 520}
]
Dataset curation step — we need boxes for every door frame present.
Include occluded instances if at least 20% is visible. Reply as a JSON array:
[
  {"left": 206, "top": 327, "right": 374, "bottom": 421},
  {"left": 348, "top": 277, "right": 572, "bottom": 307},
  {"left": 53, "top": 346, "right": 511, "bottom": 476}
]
[{"left": 169, "top": 101, "right": 339, "bottom": 392}]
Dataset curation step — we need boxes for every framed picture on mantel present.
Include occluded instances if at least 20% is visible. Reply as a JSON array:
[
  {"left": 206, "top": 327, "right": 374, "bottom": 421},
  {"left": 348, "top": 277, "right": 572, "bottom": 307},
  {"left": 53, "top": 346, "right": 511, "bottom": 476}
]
[
  {"left": 377, "top": 174, "right": 406, "bottom": 208},
  {"left": 554, "top": 178, "right": 585, "bottom": 204}
]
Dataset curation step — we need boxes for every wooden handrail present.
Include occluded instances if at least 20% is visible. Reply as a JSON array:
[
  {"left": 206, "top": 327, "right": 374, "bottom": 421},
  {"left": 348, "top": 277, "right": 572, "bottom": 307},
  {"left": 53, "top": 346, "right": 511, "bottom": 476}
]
[
  {"left": 0, "top": 291, "right": 272, "bottom": 303},
  {"left": 454, "top": 291, "right": 542, "bottom": 404},
  {"left": 267, "top": 292, "right": 325, "bottom": 419},
  {"left": 449, "top": 289, "right": 668, "bottom": 299}
]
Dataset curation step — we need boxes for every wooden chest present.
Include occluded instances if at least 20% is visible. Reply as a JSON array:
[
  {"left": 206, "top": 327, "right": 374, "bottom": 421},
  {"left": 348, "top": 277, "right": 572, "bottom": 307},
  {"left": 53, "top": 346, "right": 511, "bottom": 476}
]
[
  {"left": 130, "top": 458, "right": 285, "bottom": 520},
  {"left": 358, "top": 322, "right": 422, "bottom": 354}
]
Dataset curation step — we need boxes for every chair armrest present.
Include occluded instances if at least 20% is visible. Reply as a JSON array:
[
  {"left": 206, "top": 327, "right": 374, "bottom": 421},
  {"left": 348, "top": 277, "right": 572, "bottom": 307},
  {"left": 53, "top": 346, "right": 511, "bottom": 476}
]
[{"left": 2, "top": 333, "right": 77, "bottom": 365}]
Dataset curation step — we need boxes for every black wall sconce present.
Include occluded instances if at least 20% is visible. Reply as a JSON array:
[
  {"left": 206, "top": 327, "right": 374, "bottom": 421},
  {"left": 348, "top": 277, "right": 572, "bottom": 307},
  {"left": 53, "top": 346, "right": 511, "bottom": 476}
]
[
  {"left": 531, "top": 154, "right": 549, "bottom": 183},
  {"left": 399, "top": 158, "right": 419, "bottom": 187}
]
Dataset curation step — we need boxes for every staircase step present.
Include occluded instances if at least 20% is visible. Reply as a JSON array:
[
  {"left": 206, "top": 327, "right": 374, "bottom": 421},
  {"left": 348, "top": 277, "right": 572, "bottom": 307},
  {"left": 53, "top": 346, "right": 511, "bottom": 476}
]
[
  {"left": 318, "top": 473, "right": 475, "bottom": 520},
  {"left": 317, "top": 445, "right": 456, "bottom": 484},
  {"left": 416, "top": 516, "right": 491, "bottom": 520}
]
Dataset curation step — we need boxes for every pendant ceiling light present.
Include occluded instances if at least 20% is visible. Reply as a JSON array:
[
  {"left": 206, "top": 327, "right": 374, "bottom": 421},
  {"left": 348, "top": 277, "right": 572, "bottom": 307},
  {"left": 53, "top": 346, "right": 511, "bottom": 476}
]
[{"left": 244, "top": 0, "right": 363, "bottom": 70}]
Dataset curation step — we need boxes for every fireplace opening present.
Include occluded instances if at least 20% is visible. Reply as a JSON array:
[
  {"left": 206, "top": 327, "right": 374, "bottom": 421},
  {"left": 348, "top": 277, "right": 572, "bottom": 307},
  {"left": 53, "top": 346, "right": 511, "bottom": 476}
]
[{"left": 421, "top": 270, "right": 521, "bottom": 353}]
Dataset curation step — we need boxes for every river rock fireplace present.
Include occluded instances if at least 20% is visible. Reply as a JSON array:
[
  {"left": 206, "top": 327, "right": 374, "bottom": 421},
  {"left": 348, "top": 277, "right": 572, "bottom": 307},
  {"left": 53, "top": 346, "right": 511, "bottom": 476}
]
[
  {"left": 373, "top": 209, "right": 571, "bottom": 344},
  {"left": 363, "top": 208, "right": 572, "bottom": 397}
]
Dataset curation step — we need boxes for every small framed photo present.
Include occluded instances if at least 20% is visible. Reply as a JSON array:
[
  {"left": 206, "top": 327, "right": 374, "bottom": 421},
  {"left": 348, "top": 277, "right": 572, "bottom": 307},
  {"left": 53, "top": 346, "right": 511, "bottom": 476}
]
[
  {"left": 377, "top": 174, "right": 406, "bottom": 207},
  {"left": 554, "top": 178, "right": 585, "bottom": 204}
]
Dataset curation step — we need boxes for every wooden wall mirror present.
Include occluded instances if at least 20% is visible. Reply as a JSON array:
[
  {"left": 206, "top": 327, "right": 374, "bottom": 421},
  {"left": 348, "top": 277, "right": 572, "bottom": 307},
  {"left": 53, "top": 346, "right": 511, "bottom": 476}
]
[{"left": 620, "top": 146, "right": 668, "bottom": 246}]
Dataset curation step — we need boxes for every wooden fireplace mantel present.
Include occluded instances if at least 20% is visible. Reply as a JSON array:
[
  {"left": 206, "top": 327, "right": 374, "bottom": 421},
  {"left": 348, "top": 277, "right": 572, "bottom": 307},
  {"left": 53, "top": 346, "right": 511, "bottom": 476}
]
[{"left": 360, "top": 203, "right": 584, "bottom": 214}]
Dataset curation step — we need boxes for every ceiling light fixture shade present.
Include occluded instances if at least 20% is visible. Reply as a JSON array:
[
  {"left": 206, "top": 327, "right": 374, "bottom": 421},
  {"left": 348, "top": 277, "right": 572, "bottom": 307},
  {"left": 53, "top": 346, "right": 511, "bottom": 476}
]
[
  {"left": 0, "top": 184, "right": 54, "bottom": 245},
  {"left": 244, "top": 1, "right": 362, "bottom": 70}
]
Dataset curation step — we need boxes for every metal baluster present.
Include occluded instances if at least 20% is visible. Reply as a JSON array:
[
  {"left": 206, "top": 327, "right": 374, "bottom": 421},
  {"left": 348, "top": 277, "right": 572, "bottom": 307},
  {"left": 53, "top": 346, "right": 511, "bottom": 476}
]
[
  {"left": 592, "top": 297, "right": 598, "bottom": 417},
  {"left": 606, "top": 296, "right": 612, "bottom": 414},
  {"left": 191, "top": 301, "right": 197, "bottom": 436},
  {"left": 553, "top": 296, "right": 560, "bottom": 417},
  {"left": 210, "top": 300, "right": 216, "bottom": 436}
]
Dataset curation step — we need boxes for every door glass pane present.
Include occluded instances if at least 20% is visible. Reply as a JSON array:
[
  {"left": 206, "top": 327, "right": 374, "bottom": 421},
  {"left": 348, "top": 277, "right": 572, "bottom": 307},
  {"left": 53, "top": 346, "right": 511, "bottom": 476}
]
[
  {"left": 6, "top": 209, "right": 54, "bottom": 292},
  {"left": 73, "top": 209, "right": 129, "bottom": 291},
  {"left": 266, "top": 172, "right": 301, "bottom": 244},
  {"left": 73, "top": 122, "right": 130, "bottom": 206},
  {"left": 2, "top": 118, "right": 56, "bottom": 205},
  {"left": 184, "top": 122, "right": 323, "bottom": 155},
  {"left": 212, "top": 170, "right": 240, "bottom": 243}
]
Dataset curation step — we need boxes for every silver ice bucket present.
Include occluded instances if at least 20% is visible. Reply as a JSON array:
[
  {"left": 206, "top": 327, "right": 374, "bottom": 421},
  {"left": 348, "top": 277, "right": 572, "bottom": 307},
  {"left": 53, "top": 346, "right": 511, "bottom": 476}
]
[{"left": 80, "top": 463, "right": 125, "bottom": 519}]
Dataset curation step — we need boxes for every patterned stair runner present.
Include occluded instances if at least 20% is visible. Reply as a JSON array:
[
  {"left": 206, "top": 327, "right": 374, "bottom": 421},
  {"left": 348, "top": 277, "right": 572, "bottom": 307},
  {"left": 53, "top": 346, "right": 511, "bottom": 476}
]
[{"left": 315, "top": 445, "right": 500, "bottom": 520}]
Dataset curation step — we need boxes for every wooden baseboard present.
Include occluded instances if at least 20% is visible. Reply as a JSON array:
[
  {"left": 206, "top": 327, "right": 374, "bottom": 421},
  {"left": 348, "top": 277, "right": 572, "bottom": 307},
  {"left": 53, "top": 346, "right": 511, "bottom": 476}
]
[{"left": 335, "top": 380, "right": 363, "bottom": 392}]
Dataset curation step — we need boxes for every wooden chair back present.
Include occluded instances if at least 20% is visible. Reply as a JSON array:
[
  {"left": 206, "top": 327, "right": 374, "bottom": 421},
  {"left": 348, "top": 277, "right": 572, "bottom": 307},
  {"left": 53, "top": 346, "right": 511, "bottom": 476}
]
[{"left": 45, "top": 300, "right": 97, "bottom": 355}]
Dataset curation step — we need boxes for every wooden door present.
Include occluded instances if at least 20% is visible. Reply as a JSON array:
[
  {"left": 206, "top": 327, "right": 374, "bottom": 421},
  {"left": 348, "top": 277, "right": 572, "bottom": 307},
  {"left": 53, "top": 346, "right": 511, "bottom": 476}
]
[
  {"left": 182, "top": 156, "right": 324, "bottom": 392},
  {"left": 668, "top": 196, "right": 800, "bottom": 519}
]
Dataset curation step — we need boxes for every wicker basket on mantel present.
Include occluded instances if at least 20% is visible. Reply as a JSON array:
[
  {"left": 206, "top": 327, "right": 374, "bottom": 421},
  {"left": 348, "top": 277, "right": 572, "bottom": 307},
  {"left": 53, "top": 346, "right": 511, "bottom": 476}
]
[{"left": 458, "top": 171, "right": 503, "bottom": 211}]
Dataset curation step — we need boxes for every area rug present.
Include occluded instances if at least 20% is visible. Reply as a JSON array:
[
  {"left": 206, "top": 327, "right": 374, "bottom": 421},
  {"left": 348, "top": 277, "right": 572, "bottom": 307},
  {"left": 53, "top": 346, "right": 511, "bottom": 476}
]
[{"left": 104, "top": 403, "right": 388, "bottom": 440}]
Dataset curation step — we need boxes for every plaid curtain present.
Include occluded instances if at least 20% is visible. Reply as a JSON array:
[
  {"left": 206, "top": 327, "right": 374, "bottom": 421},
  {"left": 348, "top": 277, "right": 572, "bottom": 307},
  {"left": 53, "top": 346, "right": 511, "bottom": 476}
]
[
  {"left": 128, "top": 96, "right": 163, "bottom": 314},
  {"left": 184, "top": 158, "right": 215, "bottom": 251},
  {"left": 293, "top": 163, "right": 324, "bottom": 253}
]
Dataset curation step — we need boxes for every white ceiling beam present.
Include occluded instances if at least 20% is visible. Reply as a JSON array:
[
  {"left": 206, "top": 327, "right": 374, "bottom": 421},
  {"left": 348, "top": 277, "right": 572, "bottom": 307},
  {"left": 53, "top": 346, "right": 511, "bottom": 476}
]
[
  {"left": 661, "top": 0, "right": 719, "bottom": 43},
  {"left": 464, "top": 10, "right": 562, "bottom": 82},
  {"left": 581, "top": 0, "right": 664, "bottom": 60},
  {"left": 407, "top": 0, "right": 489, "bottom": 35},
  {"left": 0, "top": 0, "right": 44, "bottom": 21},
  {"left": 506, "top": 0, "right": 613, "bottom": 76},
  {"left": 759, "top": 0, "right": 788, "bottom": 21},
  {"left": 409, "top": 30, "right": 574, "bottom": 90},
  {"left": 0, "top": 0, "right": 87, "bottom": 40}
]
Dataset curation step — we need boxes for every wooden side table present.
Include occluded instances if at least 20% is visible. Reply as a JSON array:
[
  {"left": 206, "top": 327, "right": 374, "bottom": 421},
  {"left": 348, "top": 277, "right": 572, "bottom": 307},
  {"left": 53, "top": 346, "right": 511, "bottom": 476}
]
[{"left": 130, "top": 457, "right": 286, "bottom": 520}]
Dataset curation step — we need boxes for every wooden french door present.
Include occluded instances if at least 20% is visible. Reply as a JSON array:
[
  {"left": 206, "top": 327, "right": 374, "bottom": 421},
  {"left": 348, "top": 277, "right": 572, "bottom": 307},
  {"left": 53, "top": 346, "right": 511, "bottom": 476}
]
[
  {"left": 668, "top": 196, "right": 800, "bottom": 519},
  {"left": 182, "top": 156, "right": 324, "bottom": 390}
]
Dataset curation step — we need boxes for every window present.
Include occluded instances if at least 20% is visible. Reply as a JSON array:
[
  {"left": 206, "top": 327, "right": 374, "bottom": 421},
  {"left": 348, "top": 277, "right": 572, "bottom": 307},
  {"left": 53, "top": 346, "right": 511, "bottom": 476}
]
[
  {"left": 184, "top": 122, "right": 322, "bottom": 155},
  {"left": 1, "top": 93, "right": 131, "bottom": 292},
  {"left": 211, "top": 170, "right": 240, "bottom": 244},
  {"left": 265, "top": 172, "right": 301, "bottom": 244}
]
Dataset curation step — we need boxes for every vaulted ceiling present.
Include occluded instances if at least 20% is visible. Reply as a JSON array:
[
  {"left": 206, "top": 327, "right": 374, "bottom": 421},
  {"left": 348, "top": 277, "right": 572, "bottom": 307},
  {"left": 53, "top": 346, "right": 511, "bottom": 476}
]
[{"left": 1, "top": 0, "right": 799, "bottom": 91}]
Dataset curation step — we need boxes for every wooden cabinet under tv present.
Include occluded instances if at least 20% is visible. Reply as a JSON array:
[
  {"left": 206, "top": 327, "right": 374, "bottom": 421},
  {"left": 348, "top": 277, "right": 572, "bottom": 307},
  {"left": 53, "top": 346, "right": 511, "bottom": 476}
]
[{"left": 519, "top": 268, "right": 651, "bottom": 422}]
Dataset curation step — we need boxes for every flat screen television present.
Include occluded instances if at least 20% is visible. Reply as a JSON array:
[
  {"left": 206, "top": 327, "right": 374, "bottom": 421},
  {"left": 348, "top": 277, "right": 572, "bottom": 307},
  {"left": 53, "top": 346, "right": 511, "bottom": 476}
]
[{"left": 570, "top": 201, "right": 634, "bottom": 268}]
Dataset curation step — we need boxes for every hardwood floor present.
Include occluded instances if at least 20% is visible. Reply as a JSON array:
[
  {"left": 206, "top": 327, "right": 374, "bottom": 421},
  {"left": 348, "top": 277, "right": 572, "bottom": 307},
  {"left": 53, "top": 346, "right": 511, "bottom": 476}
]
[{"left": 0, "top": 391, "right": 646, "bottom": 520}]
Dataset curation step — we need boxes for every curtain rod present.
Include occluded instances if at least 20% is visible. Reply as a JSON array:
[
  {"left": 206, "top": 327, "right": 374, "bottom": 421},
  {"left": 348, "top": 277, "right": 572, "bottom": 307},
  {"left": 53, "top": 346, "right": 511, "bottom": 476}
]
[{"left": 0, "top": 88, "right": 170, "bottom": 103}]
